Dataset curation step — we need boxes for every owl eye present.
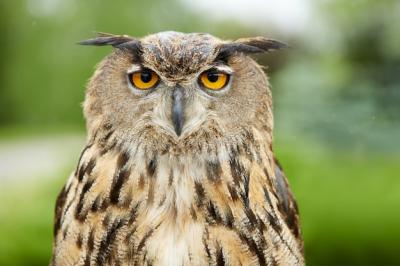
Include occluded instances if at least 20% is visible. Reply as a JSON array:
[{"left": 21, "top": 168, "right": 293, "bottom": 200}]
[
  {"left": 199, "top": 70, "right": 230, "bottom": 90},
  {"left": 128, "top": 69, "right": 159, "bottom": 90}
]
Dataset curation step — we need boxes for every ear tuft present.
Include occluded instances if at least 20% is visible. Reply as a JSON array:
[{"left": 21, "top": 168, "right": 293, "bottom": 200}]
[
  {"left": 216, "top": 37, "right": 288, "bottom": 60},
  {"left": 235, "top": 37, "right": 288, "bottom": 52},
  {"left": 78, "top": 32, "right": 137, "bottom": 48}
]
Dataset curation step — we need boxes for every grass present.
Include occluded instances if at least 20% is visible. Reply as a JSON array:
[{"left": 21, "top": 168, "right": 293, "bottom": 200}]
[{"left": 0, "top": 136, "right": 399, "bottom": 265}]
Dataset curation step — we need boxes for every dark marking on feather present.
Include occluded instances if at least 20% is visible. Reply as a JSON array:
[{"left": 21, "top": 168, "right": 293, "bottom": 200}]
[
  {"left": 138, "top": 174, "right": 145, "bottom": 190},
  {"left": 137, "top": 228, "right": 155, "bottom": 254},
  {"left": 88, "top": 229, "right": 95, "bottom": 252},
  {"left": 274, "top": 167, "right": 290, "bottom": 214},
  {"left": 266, "top": 212, "right": 282, "bottom": 233},
  {"left": 77, "top": 158, "right": 96, "bottom": 182},
  {"left": 147, "top": 177, "right": 155, "bottom": 205},
  {"left": 62, "top": 225, "right": 69, "bottom": 240},
  {"left": 96, "top": 218, "right": 126, "bottom": 265},
  {"left": 102, "top": 213, "right": 111, "bottom": 227},
  {"left": 76, "top": 233, "right": 83, "bottom": 249},
  {"left": 147, "top": 157, "right": 157, "bottom": 177},
  {"left": 110, "top": 168, "right": 131, "bottom": 204},
  {"left": 244, "top": 207, "right": 258, "bottom": 228},
  {"left": 168, "top": 171, "right": 174, "bottom": 187},
  {"left": 215, "top": 243, "right": 225, "bottom": 266},
  {"left": 84, "top": 252, "right": 91, "bottom": 266},
  {"left": 190, "top": 205, "right": 197, "bottom": 221},
  {"left": 128, "top": 203, "right": 140, "bottom": 225},
  {"left": 263, "top": 207, "right": 302, "bottom": 263},
  {"left": 171, "top": 199, "right": 178, "bottom": 219},
  {"left": 103, "top": 123, "right": 112, "bottom": 130},
  {"left": 242, "top": 171, "right": 250, "bottom": 208},
  {"left": 75, "top": 178, "right": 95, "bottom": 221},
  {"left": 79, "top": 178, "right": 95, "bottom": 199},
  {"left": 254, "top": 215, "right": 272, "bottom": 264},
  {"left": 102, "top": 129, "right": 114, "bottom": 142},
  {"left": 227, "top": 184, "right": 239, "bottom": 201},
  {"left": 158, "top": 194, "right": 166, "bottom": 207},
  {"left": 77, "top": 164, "right": 86, "bottom": 182},
  {"left": 206, "top": 159, "right": 222, "bottom": 182},
  {"left": 224, "top": 207, "right": 234, "bottom": 228},
  {"left": 74, "top": 144, "right": 93, "bottom": 177},
  {"left": 62, "top": 184, "right": 79, "bottom": 218},
  {"left": 262, "top": 168, "right": 273, "bottom": 188},
  {"left": 203, "top": 228, "right": 212, "bottom": 263},
  {"left": 109, "top": 152, "right": 130, "bottom": 204},
  {"left": 117, "top": 151, "right": 130, "bottom": 169},
  {"left": 229, "top": 156, "right": 250, "bottom": 207},
  {"left": 100, "top": 198, "right": 110, "bottom": 211},
  {"left": 91, "top": 196, "right": 101, "bottom": 212},
  {"left": 124, "top": 225, "right": 138, "bottom": 245},
  {"left": 53, "top": 184, "right": 70, "bottom": 236},
  {"left": 194, "top": 181, "right": 206, "bottom": 207},
  {"left": 86, "top": 158, "right": 96, "bottom": 175},
  {"left": 238, "top": 232, "right": 266, "bottom": 265},
  {"left": 188, "top": 251, "right": 193, "bottom": 263},
  {"left": 262, "top": 186, "right": 273, "bottom": 209},
  {"left": 206, "top": 201, "right": 222, "bottom": 224},
  {"left": 100, "top": 140, "right": 117, "bottom": 156},
  {"left": 291, "top": 201, "right": 301, "bottom": 238},
  {"left": 258, "top": 214, "right": 267, "bottom": 231}
]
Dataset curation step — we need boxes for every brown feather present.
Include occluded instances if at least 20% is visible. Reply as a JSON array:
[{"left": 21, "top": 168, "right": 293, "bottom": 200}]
[{"left": 52, "top": 31, "right": 304, "bottom": 266}]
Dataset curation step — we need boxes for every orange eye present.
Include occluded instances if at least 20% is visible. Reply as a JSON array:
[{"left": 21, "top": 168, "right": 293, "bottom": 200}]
[
  {"left": 129, "top": 69, "right": 159, "bottom": 90},
  {"left": 199, "top": 71, "right": 229, "bottom": 90}
]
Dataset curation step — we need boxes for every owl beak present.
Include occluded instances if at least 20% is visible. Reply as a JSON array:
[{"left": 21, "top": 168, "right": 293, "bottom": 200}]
[{"left": 172, "top": 87, "right": 184, "bottom": 136}]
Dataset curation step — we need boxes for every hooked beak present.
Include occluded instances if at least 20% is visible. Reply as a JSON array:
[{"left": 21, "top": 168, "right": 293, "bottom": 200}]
[{"left": 171, "top": 87, "right": 184, "bottom": 136}]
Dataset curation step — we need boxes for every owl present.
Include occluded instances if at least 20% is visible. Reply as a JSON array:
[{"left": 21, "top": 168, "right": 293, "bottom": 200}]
[{"left": 51, "top": 31, "right": 304, "bottom": 266}]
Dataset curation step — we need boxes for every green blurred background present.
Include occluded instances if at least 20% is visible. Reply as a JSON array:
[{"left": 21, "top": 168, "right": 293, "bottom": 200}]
[{"left": 0, "top": 0, "right": 399, "bottom": 265}]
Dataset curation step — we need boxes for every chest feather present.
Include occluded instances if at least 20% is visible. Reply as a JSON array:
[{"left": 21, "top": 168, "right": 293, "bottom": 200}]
[{"left": 52, "top": 140, "right": 303, "bottom": 265}]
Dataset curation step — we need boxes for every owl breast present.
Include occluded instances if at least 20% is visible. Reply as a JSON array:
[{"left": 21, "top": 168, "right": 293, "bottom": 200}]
[{"left": 52, "top": 127, "right": 303, "bottom": 266}]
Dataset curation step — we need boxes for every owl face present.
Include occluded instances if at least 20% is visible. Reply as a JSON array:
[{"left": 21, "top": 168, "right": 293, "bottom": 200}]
[{"left": 83, "top": 32, "right": 285, "bottom": 151}]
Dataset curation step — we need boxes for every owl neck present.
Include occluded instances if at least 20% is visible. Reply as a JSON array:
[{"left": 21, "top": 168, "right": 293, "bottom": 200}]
[{"left": 78, "top": 122, "right": 274, "bottom": 213}]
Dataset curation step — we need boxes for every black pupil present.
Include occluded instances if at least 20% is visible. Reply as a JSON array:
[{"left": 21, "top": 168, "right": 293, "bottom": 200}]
[
  {"left": 141, "top": 71, "right": 152, "bottom": 83},
  {"left": 207, "top": 73, "right": 219, "bottom": 82}
]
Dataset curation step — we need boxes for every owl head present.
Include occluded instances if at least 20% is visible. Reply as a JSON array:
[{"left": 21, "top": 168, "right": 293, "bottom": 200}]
[{"left": 80, "top": 31, "right": 286, "bottom": 155}]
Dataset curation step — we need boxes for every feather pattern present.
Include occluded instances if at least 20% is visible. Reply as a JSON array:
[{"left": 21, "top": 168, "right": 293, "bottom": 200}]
[
  {"left": 52, "top": 31, "right": 304, "bottom": 266},
  {"left": 52, "top": 125, "right": 303, "bottom": 265}
]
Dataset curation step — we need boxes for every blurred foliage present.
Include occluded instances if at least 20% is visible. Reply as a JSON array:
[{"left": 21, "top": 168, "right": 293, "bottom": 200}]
[
  {"left": 272, "top": 0, "right": 400, "bottom": 153},
  {"left": 275, "top": 138, "right": 400, "bottom": 266},
  {"left": 0, "top": 172, "right": 66, "bottom": 266},
  {"left": 0, "top": 0, "right": 399, "bottom": 265}
]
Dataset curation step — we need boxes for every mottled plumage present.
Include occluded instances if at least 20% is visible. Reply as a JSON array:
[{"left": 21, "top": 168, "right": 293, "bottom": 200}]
[{"left": 52, "top": 31, "right": 304, "bottom": 265}]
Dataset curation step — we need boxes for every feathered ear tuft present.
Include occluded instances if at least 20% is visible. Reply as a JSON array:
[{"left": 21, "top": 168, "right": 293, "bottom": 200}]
[
  {"left": 78, "top": 32, "right": 140, "bottom": 50},
  {"left": 216, "top": 37, "right": 288, "bottom": 60}
]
